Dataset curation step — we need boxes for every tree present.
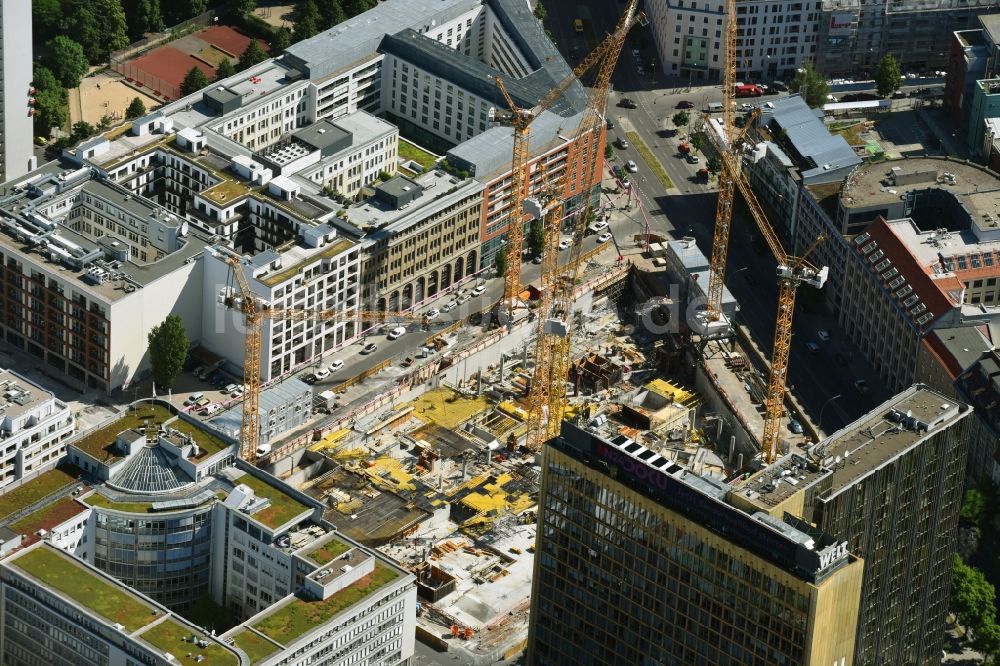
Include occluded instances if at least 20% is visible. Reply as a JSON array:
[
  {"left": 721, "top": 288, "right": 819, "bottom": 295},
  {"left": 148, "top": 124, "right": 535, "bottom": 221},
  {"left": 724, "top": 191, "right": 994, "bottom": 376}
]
[
  {"left": 93, "top": 0, "right": 130, "bottom": 56},
  {"left": 32, "top": 65, "right": 61, "bottom": 94},
  {"left": 319, "top": 0, "right": 348, "bottom": 29},
  {"left": 790, "top": 62, "right": 830, "bottom": 108},
  {"left": 45, "top": 36, "right": 89, "bottom": 89},
  {"left": 707, "top": 155, "right": 722, "bottom": 175},
  {"left": 528, "top": 219, "right": 544, "bottom": 258},
  {"left": 973, "top": 621, "right": 1000, "bottom": 663},
  {"left": 72, "top": 121, "right": 97, "bottom": 142},
  {"left": 148, "top": 315, "right": 189, "bottom": 389},
  {"left": 604, "top": 144, "right": 614, "bottom": 159},
  {"left": 345, "top": 0, "right": 375, "bottom": 18},
  {"left": 961, "top": 478, "right": 998, "bottom": 527},
  {"left": 874, "top": 53, "right": 902, "bottom": 98},
  {"left": 215, "top": 58, "right": 236, "bottom": 80},
  {"left": 294, "top": 0, "right": 320, "bottom": 42},
  {"left": 164, "top": 0, "right": 208, "bottom": 24},
  {"left": 34, "top": 89, "right": 68, "bottom": 136},
  {"left": 226, "top": 0, "right": 257, "bottom": 20},
  {"left": 495, "top": 247, "right": 508, "bottom": 278},
  {"left": 180, "top": 66, "right": 210, "bottom": 96},
  {"left": 238, "top": 39, "right": 267, "bottom": 71},
  {"left": 126, "top": 96, "right": 147, "bottom": 119},
  {"left": 32, "top": 0, "right": 63, "bottom": 41},
  {"left": 533, "top": 1, "right": 547, "bottom": 21},
  {"left": 271, "top": 27, "right": 292, "bottom": 54},
  {"left": 951, "top": 555, "right": 997, "bottom": 631},
  {"left": 690, "top": 133, "right": 705, "bottom": 153},
  {"left": 672, "top": 111, "right": 690, "bottom": 128}
]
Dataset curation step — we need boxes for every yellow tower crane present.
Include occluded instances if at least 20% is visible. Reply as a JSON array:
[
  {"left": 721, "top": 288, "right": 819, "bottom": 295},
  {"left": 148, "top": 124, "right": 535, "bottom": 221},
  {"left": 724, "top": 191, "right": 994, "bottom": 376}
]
[
  {"left": 223, "top": 253, "right": 428, "bottom": 464},
  {"left": 499, "top": 1, "right": 643, "bottom": 449},
  {"left": 494, "top": 1, "right": 644, "bottom": 316}
]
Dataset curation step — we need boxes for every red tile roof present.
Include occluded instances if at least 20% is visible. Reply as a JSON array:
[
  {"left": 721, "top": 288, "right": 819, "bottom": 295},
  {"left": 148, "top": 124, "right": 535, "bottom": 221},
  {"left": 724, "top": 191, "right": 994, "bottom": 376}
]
[{"left": 852, "top": 217, "right": 960, "bottom": 332}]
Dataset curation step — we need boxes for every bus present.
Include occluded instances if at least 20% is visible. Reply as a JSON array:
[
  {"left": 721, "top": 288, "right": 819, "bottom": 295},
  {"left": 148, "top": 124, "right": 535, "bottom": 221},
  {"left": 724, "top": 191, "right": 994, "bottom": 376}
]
[{"left": 735, "top": 84, "right": 764, "bottom": 98}]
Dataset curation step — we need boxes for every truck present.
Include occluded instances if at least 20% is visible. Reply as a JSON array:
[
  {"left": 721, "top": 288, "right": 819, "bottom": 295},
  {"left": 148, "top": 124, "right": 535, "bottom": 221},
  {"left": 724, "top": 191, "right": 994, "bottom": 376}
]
[{"left": 735, "top": 84, "right": 764, "bottom": 98}]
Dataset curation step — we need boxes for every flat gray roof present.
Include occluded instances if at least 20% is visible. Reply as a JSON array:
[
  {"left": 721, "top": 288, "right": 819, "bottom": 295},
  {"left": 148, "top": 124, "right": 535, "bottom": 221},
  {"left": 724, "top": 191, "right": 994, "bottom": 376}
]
[
  {"left": 293, "top": 120, "right": 352, "bottom": 153},
  {"left": 0, "top": 369, "right": 57, "bottom": 422},
  {"left": 209, "top": 378, "right": 311, "bottom": 441},
  {"left": 81, "top": 180, "right": 164, "bottom": 222},
  {"left": 809, "top": 385, "right": 969, "bottom": 498},
  {"left": 981, "top": 14, "right": 1000, "bottom": 45},
  {"left": 283, "top": 0, "right": 482, "bottom": 81},
  {"left": 759, "top": 95, "right": 860, "bottom": 181},
  {"left": 349, "top": 170, "right": 484, "bottom": 235}
]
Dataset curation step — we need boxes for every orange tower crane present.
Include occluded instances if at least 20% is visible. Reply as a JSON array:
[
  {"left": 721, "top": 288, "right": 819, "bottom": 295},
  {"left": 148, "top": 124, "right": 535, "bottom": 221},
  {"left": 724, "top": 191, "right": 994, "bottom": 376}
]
[
  {"left": 494, "top": 2, "right": 644, "bottom": 316},
  {"left": 223, "top": 253, "right": 428, "bottom": 464},
  {"left": 512, "top": 0, "right": 644, "bottom": 448}
]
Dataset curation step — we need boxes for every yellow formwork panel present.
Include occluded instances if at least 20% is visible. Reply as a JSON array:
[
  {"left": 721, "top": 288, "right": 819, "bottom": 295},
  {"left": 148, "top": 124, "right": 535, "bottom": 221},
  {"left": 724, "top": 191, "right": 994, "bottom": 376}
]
[
  {"left": 409, "top": 388, "right": 490, "bottom": 429},
  {"left": 645, "top": 379, "right": 700, "bottom": 407}
]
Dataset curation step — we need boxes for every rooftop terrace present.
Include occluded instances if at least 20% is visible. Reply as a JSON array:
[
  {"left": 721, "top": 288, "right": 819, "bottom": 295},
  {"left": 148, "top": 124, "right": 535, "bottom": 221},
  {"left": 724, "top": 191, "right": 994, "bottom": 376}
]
[
  {"left": 237, "top": 473, "right": 313, "bottom": 529},
  {"left": 256, "top": 238, "right": 354, "bottom": 287},
  {"left": 0, "top": 465, "right": 81, "bottom": 522},
  {"left": 11, "top": 545, "right": 159, "bottom": 632},
  {"left": 137, "top": 618, "right": 238, "bottom": 666},
  {"left": 251, "top": 561, "right": 399, "bottom": 646}
]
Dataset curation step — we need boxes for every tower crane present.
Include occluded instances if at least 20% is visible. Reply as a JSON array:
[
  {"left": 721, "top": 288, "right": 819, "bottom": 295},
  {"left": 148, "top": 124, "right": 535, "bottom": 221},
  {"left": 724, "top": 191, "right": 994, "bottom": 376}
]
[
  {"left": 222, "top": 253, "right": 428, "bottom": 464},
  {"left": 512, "top": 1, "right": 643, "bottom": 448},
  {"left": 494, "top": 2, "right": 645, "bottom": 316}
]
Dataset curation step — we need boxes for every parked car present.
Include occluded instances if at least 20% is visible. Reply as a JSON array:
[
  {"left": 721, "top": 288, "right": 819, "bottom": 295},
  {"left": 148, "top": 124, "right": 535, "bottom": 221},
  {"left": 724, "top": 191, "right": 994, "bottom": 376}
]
[
  {"left": 558, "top": 239, "right": 572, "bottom": 250},
  {"left": 676, "top": 100, "right": 694, "bottom": 109},
  {"left": 854, "top": 379, "right": 871, "bottom": 395},
  {"left": 472, "top": 283, "right": 487, "bottom": 296},
  {"left": 328, "top": 359, "right": 345, "bottom": 372},
  {"left": 771, "top": 80, "right": 788, "bottom": 91},
  {"left": 387, "top": 326, "right": 406, "bottom": 341},
  {"left": 606, "top": 118, "right": 615, "bottom": 129},
  {"left": 230, "top": 387, "right": 244, "bottom": 398},
  {"left": 588, "top": 220, "right": 610, "bottom": 234},
  {"left": 531, "top": 256, "right": 543, "bottom": 264},
  {"left": 425, "top": 308, "right": 440, "bottom": 319},
  {"left": 618, "top": 97, "right": 637, "bottom": 109},
  {"left": 361, "top": 343, "right": 378, "bottom": 354},
  {"left": 200, "top": 404, "right": 222, "bottom": 417},
  {"left": 195, "top": 397, "right": 211, "bottom": 408},
  {"left": 686, "top": 154, "right": 700, "bottom": 164},
  {"left": 184, "top": 393, "right": 205, "bottom": 406},
  {"left": 597, "top": 232, "right": 613, "bottom": 243},
  {"left": 806, "top": 342, "right": 820, "bottom": 354},
  {"left": 224, "top": 383, "right": 239, "bottom": 394},
  {"left": 817, "top": 329, "right": 831, "bottom": 342},
  {"left": 788, "top": 418, "right": 804, "bottom": 434},
  {"left": 441, "top": 301, "right": 457, "bottom": 313},
  {"left": 312, "top": 367, "right": 331, "bottom": 382}
]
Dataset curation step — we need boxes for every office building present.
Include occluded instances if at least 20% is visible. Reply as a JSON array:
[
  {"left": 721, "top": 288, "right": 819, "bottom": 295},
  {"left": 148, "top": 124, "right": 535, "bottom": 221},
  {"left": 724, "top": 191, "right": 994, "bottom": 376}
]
[
  {"left": 956, "top": 349, "right": 1000, "bottom": 484},
  {"left": 0, "top": 369, "right": 74, "bottom": 488},
  {"left": 814, "top": 0, "right": 999, "bottom": 77},
  {"left": 0, "top": 398, "right": 416, "bottom": 666},
  {"left": 0, "top": 0, "right": 34, "bottom": 183},
  {"left": 208, "top": 378, "right": 313, "bottom": 451},
  {"left": 944, "top": 16, "right": 1000, "bottom": 130},
  {"left": 739, "top": 385, "right": 970, "bottom": 665},
  {"left": 527, "top": 421, "right": 865, "bottom": 666}
]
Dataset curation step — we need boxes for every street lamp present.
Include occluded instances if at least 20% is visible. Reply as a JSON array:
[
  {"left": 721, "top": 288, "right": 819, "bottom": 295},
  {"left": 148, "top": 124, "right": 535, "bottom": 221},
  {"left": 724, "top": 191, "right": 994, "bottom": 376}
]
[{"left": 819, "top": 394, "right": 842, "bottom": 432}]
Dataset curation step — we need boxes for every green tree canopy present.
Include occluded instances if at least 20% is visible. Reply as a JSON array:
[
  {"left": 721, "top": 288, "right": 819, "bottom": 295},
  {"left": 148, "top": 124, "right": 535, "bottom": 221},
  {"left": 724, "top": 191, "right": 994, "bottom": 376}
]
[
  {"left": 238, "top": 39, "right": 268, "bottom": 70},
  {"left": 226, "top": 0, "right": 257, "bottom": 20},
  {"left": 319, "top": 0, "right": 348, "bottom": 29},
  {"left": 124, "top": 0, "right": 165, "bottom": 39},
  {"left": 790, "top": 63, "right": 830, "bottom": 108},
  {"left": 215, "top": 57, "right": 236, "bottom": 80},
  {"left": 533, "top": 1, "right": 547, "bottom": 21},
  {"left": 126, "top": 96, "right": 147, "bottom": 119},
  {"left": 45, "top": 36, "right": 89, "bottom": 88},
  {"left": 874, "top": 53, "right": 902, "bottom": 98},
  {"left": 164, "top": 0, "right": 208, "bottom": 24},
  {"left": 72, "top": 121, "right": 97, "bottom": 142},
  {"left": 34, "top": 89, "right": 68, "bottom": 136},
  {"left": 33, "top": 0, "right": 63, "bottom": 41},
  {"left": 180, "top": 66, "right": 210, "bottom": 96},
  {"left": 495, "top": 247, "right": 508, "bottom": 278},
  {"left": 690, "top": 133, "right": 705, "bottom": 153},
  {"left": 271, "top": 27, "right": 292, "bottom": 53},
  {"left": 148, "top": 315, "right": 189, "bottom": 388},
  {"left": 672, "top": 111, "right": 690, "bottom": 128},
  {"left": 345, "top": 0, "right": 376, "bottom": 17},
  {"left": 294, "top": 0, "right": 320, "bottom": 41},
  {"left": 528, "top": 219, "right": 544, "bottom": 258},
  {"left": 33, "top": 65, "right": 61, "bottom": 93},
  {"left": 707, "top": 155, "right": 722, "bottom": 175},
  {"left": 951, "top": 555, "right": 997, "bottom": 631}
]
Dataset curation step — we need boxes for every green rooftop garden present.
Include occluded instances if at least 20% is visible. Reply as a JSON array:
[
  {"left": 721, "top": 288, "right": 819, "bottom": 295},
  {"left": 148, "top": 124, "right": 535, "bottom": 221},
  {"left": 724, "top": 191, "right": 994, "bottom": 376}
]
[
  {"left": 201, "top": 179, "right": 251, "bottom": 206},
  {"left": 83, "top": 490, "right": 226, "bottom": 514},
  {"left": 237, "top": 473, "right": 311, "bottom": 529},
  {"left": 10, "top": 497, "right": 86, "bottom": 536},
  {"left": 258, "top": 238, "right": 355, "bottom": 287},
  {"left": 170, "top": 418, "right": 232, "bottom": 458},
  {"left": 252, "top": 562, "right": 398, "bottom": 646},
  {"left": 398, "top": 140, "right": 438, "bottom": 172},
  {"left": 232, "top": 629, "right": 280, "bottom": 663},
  {"left": 14, "top": 546, "right": 158, "bottom": 632},
  {"left": 305, "top": 539, "right": 351, "bottom": 567},
  {"left": 138, "top": 618, "right": 237, "bottom": 666},
  {"left": 0, "top": 465, "right": 81, "bottom": 521}
]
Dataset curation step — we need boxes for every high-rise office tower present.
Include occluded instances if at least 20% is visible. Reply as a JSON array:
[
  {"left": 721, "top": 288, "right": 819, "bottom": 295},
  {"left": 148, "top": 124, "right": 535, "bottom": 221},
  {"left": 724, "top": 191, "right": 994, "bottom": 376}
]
[
  {"left": 726, "top": 385, "right": 969, "bottom": 666},
  {"left": 527, "top": 422, "right": 865, "bottom": 666},
  {"left": 0, "top": 0, "right": 33, "bottom": 183}
]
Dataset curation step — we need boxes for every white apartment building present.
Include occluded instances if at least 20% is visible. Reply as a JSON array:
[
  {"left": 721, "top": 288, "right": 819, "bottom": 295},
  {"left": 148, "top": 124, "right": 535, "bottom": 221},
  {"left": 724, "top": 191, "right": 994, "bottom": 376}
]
[
  {"left": 646, "top": 0, "right": 820, "bottom": 81},
  {"left": 203, "top": 235, "right": 362, "bottom": 381},
  {"left": 0, "top": 0, "right": 34, "bottom": 183},
  {"left": 0, "top": 370, "right": 74, "bottom": 487}
]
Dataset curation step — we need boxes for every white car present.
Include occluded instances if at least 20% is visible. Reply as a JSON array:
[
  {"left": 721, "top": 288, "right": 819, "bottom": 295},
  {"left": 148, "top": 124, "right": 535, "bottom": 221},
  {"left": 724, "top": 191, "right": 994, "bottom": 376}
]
[
  {"left": 425, "top": 308, "right": 440, "bottom": 319},
  {"left": 441, "top": 302, "right": 457, "bottom": 313},
  {"left": 312, "top": 368, "right": 330, "bottom": 382},
  {"left": 625, "top": 160, "right": 638, "bottom": 173},
  {"left": 224, "top": 383, "right": 239, "bottom": 394},
  {"left": 558, "top": 239, "right": 571, "bottom": 251},
  {"left": 588, "top": 220, "right": 609, "bottom": 234},
  {"left": 817, "top": 329, "right": 831, "bottom": 342},
  {"left": 740, "top": 103, "right": 753, "bottom": 111},
  {"left": 471, "top": 284, "right": 487, "bottom": 296},
  {"left": 328, "top": 359, "right": 345, "bottom": 372},
  {"left": 387, "top": 326, "right": 406, "bottom": 341},
  {"left": 597, "top": 232, "right": 612, "bottom": 243},
  {"left": 230, "top": 387, "right": 244, "bottom": 398},
  {"left": 361, "top": 343, "right": 378, "bottom": 355}
]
